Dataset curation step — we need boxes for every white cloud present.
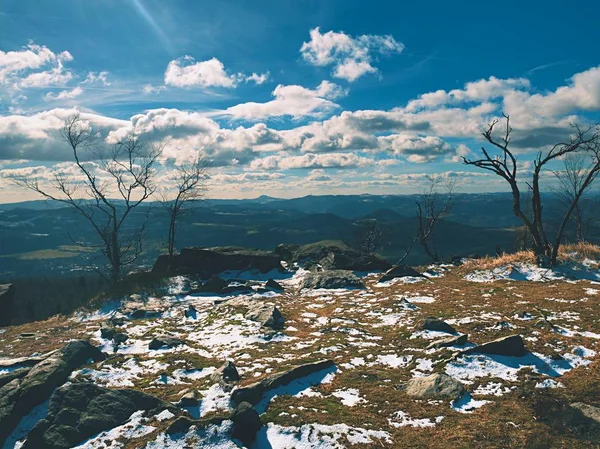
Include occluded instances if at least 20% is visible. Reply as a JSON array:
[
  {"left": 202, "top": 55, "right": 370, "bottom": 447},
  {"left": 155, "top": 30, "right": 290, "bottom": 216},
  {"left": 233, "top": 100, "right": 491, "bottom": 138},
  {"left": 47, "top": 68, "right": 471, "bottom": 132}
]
[
  {"left": 222, "top": 81, "right": 346, "bottom": 120},
  {"left": 300, "top": 27, "right": 404, "bottom": 81},
  {"left": 142, "top": 84, "right": 166, "bottom": 94},
  {"left": 164, "top": 56, "right": 241, "bottom": 88},
  {"left": 306, "top": 168, "right": 330, "bottom": 181},
  {"left": 82, "top": 71, "right": 110, "bottom": 86},
  {"left": 44, "top": 86, "right": 84, "bottom": 101},
  {"left": 0, "top": 44, "right": 71, "bottom": 85},
  {"left": 245, "top": 72, "right": 270, "bottom": 85},
  {"left": 249, "top": 152, "right": 373, "bottom": 170}
]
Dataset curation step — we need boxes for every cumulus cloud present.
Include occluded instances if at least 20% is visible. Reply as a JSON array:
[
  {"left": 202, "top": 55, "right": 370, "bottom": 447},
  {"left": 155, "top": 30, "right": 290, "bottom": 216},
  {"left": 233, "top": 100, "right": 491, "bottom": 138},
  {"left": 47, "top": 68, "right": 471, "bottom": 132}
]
[
  {"left": 245, "top": 72, "right": 270, "bottom": 85},
  {"left": 0, "top": 43, "right": 72, "bottom": 85},
  {"left": 222, "top": 81, "right": 346, "bottom": 120},
  {"left": 249, "top": 152, "right": 373, "bottom": 170},
  {"left": 82, "top": 71, "right": 110, "bottom": 86},
  {"left": 44, "top": 86, "right": 84, "bottom": 101},
  {"left": 300, "top": 27, "right": 404, "bottom": 81}
]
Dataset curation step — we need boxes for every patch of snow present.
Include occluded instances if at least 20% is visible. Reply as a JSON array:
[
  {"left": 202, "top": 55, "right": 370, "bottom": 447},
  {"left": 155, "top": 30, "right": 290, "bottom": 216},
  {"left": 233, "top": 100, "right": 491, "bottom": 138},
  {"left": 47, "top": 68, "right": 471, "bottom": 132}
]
[
  {"left": 3, "top": 399, "right": 50, "bottom": 449},
  {"left": 388, "top": 410, "right": 444, "bottom": 428},
  {"left": 452, "top": 393, "right": 491, "bottom": 413},
  {"left": 72, "top": 410, "right": 155, "bottom": 448},
  {"left": 332, "top": 389, "right": 366, "bottom": 407},
  {"left": 372, "top": 354, "right": 413, "bottom": 368}
]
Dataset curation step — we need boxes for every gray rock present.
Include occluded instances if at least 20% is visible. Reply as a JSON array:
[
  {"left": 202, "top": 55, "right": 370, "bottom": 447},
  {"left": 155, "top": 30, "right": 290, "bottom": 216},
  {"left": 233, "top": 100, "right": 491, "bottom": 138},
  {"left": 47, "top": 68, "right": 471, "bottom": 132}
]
[
  {"left": 300, "top": 270, "right": 365, "bottom": 290},
  {"left": 230, "top": 402, "right": 262, "bottom": 446},
  {"left": 420, "top": 317, "right": 457, "bottom": 334},
  {"left": 166, "top": 416, "right": 196, "bottom": 435},
  {"left": 231, "top": 360, "right": 335, "bottom": 405},
  {"left": 113, "top": 332, "right": 129, "bottom": 344},
  {"left": 404, "top": 373, "right": 465, "bottom": 400},
  {"left": 177, "top": 391, "right": 198, "bottom": 407},
  {"left": 246, "top": 304, "right": 284, "bottom": 329},
  {"left": 462, "top": 334, "right": 526, "bottom": 357},
  {"left": 570, "top": 402, "right": 600, "bottom": 424},
  {"left": 265, "top": 279, "right": 284, "bottom": 291},
  {"left": 379, "top": 265, "right": 425, "bottom": 283},
  {"left": 184, "top": 305, "right": 197, "bottom": 319},
  {"left": 22, "top": 382, "right": 176, "bottom": 449},
  {"left": 0, "top": 341, "right": 105, "bottom": 443},
  {"left": 427, "top": 334, "right": 468, "bottom": 349},
  {"left": 198, "top": 276, "right": 229, "bottom": 293},
  {"left": 148, "top": 336, "right": 186, "bottom": 350},
  {"left": 211, "top": 361, "right": 240, "bottom": 390},
  {"left": 100, "top": 326, "right": 115, "bottom": 340},
  {"left": 0, "top": 367, "right": 30, "bottom": 388}
]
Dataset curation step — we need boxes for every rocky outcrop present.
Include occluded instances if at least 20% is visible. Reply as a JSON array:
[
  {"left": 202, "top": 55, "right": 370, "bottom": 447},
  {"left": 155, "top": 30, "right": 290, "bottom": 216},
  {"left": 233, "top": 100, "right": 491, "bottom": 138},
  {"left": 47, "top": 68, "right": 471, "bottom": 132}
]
[
  {"left": 570, "top": 402, "right": 600, "bottom": 425},
  {"left": 265, "top": 278, "right": 284, "bottom": 291},
  {"left": 402, "top": 373, "right": 465, "bottom": 400},
  {"left": 246, "top": 303, "right": 285, "bottom": 330},
  {"left": 462, "top": 334, "right": 526, "bottom": 357},
  {"left": 427, "top": 334, "right": 468, "bottom": 349},
  {"left": 148, "top": 336, "right": 186, "bottom": 350},
  {"left": 153, "top": 247, "right": 283, "bottom": 276},
  {"left": 211, "top": 361, "right": 240, "bottom": 390},
  {"left": 22, "top": 382, "right": 176, "bottom": 449},
  {"left": 419, "top": 317, "right": 457, "bottom": 334},
  {"left": 378, "top": 265, "right": 426, "bottom": 283},
  {"left": 230, "top": 402, "right": 262, "bottom": 446},
  {"left": 276, "top": 241, "right": 391, "bottom": 272},
  {"left": 0, "top": 341, "right": 105, "bottom": 444},
  {"left": 0, "top": 284, "right": 16, "bottom": 326},
  {"left": 231, "top": 360, "right": 335, "bottom": 405},
  {"left": 300, "top": 270, "right": 365, "bottom": 290}
]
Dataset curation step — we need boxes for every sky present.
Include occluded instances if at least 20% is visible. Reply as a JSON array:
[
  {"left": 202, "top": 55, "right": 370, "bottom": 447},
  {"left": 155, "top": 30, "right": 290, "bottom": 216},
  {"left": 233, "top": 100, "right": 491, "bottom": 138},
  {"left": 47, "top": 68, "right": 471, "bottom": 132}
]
[{"left": 1, "top": 0, "right": 600, "bottom": 202}]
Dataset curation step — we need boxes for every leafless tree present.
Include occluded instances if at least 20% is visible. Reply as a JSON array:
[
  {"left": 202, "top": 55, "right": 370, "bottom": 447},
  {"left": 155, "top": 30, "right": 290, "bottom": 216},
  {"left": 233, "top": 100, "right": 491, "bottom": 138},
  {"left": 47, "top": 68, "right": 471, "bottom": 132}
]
[
  {"left": 552, "top": 153, "right": 597, "bottom": 242},
  {"left": 357, "top": 219, "right": 386, "bottom": 256},
  {"left": 464, "top": 113, "right": 600, "bottom": 266},
  {"left": 10, "top": 112, "right": 162, "bottom": 286},
  {"left": 415, "top": 175, "right": 457, "bottom": 262},
  {"left": 158, "top": 155, "right": 208, "bottom": 267}
]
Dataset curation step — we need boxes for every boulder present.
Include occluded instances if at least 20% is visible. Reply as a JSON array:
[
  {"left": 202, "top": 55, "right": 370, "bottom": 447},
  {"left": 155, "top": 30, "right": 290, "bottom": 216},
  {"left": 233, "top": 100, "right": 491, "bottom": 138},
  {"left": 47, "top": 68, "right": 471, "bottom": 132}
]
[
  {"left": 0, "top": 284, "right": 16, "bottom": 326},
  {"left": 462, "top": 334, "right": 526, "bottom": 357},
  {"left": 113, "top": 332, "right": 129, "bottom": 344},
  {"left": 265, "top": 278, "right": 284, "bottom": 292},
  {"left": 0, "top": 367, "right": 30, "bottom": 388},
  {"left": 178, "top": 391, "right": 199, "bottom": 407},
  {"left": 184, "top": 305, "right": 197, "bottom": 319},
  {"left": 300, "top": 270, "right": 365, "bottom": 290},
  {"left": 0, "top": 341, "right": 105, "bottom": 443},
  {"left": 378, "top": 265, "right": 425, "bottom": 283},
  {"left": 570, "top": 402, "right": 600, "bottom": 424},
  {"left": 196, "top": 276, "right": 228, "bottom": 294},
  {"left": 403, "top": 373, "right": 465, "bottom": 400},
  {"left": 246, "top": 304, "right": 284, "bottom": 329},
  {"left": 22, "top": 382, "right": 176, "bottom": 449},
  {"left": 275, "top": 241, "right": 391, "bottom": 272},
  {"left": 166, "top": 416, "right": 196, "bottom": 435},
  {"left": 231, "top": 360, "right": 335, "bottom": 405},
  {"left": 427, "top": 334, "right": 468, "bottom": 349},
  {"left": 153, "top": 247, "right": 283, "bottom": 276},
  {"left": 148, "top": 336, "right": 186, "bottom": 350},
  {"left": 230, "top": 402, "right": 262, "bottom": 446},
  {"left": 99, "top": 326, "right": 115, "bottom": 340},
  {"left": 420, "top": 317, "right": 457, "bottom": 334},
  {"left": 211, "top": 361, "right": 240, "bottom": 390}
]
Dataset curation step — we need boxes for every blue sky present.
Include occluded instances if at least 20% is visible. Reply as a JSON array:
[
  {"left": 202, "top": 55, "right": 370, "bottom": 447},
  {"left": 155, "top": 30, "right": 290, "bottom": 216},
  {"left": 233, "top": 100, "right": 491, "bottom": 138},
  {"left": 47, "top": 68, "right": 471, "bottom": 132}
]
[{"left": 1, "top": 0, "right": 600, "bottom": 201}]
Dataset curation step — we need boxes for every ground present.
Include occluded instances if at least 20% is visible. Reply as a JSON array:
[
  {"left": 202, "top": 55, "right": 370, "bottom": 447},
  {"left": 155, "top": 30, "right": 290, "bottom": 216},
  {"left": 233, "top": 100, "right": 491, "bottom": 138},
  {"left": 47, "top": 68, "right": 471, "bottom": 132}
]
[{"left": 2, "top": 257, "right": 600, "bottom": 448}]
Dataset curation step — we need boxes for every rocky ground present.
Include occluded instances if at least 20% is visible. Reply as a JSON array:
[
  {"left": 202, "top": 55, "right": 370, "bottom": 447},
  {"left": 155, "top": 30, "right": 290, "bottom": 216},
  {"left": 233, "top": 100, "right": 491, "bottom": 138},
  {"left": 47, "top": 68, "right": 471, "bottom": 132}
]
[{"left": 2, "top": 257, "right": 600, "bottom": 448}]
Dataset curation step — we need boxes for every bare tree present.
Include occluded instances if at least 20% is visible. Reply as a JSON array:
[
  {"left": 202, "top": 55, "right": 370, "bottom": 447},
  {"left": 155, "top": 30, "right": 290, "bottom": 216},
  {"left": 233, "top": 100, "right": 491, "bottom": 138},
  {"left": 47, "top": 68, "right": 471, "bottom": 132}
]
[
  {"left": 357, "top": 219, "right": 386, "bottom": 256},
  {"left": 158, "top": 155, "right": 208, "bottom": 267},
  {"left": 10, "top": 113, "right": 162, "bottom": 286},
  {"left": 552, "top": 153, "right": 596, "bottom": 242},
  {"left": 464, "top": 114, "right": 600, "bottom": 266},
  {"left": 415, "top": 175, "right": 457, "bottom": 262}
]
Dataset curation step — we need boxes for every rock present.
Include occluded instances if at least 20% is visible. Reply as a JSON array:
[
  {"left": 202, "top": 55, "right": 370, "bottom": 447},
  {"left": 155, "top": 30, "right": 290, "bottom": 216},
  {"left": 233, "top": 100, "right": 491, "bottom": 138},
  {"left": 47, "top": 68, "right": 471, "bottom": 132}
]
[
  {"left": 570, "top": 402, "right": 600, "bottom": 424},
  {"left": 198, "top": 276, "right": 229, "bottom": 293},
  {"left": 107, "top": 315, "right": 128, "bottom": 326},
  {"left": 0, "top": 367, "right": 30, "bottom": 388},
  {"left": 378, "top": 265, "right": 425, "bottom": 283},
  {"left": 22, "top": 382, "right": 176, "bottom": 449},
  {"left": 211, "top": 361, "right": 240, "bottom": 390},
  {"left": 462, "top": 334, "right": 526, "bottom": 357},
  {"left": 184, "top": 305, "right": 197, "bottom": 319},
  {"left": 113, "top": 332, "right": 129, "bottom": 344},
  {"left": 246, "top": 304, "right": 285, "bottom": 329},
  {"left": 178, "top": 391, "right": 198, "bottom": 407},
  {"left": 129, "top": 309, "right": 147, "bottom": 319},
  {"left": 427, "top": 334, "right": 468, "bottom": 349},
  {"left": 100, "top": 326, "right": 115, "bottom": 340},
  {"left": 231, "top": 360, "right": 335, "bottom": 405},
  {"left": 153, "top": 247, "right": 283, "bottom": 276},
  {"left": 0, "top": 341, "right": 105, "bottom": 443},
  {"left": 148, "top": 336, "right": 186, "bottom": 350},
  {"left": 129, "top": 293, "right": 144, "bottom": 302},
  {"left": 420, "top": 317, "right": 457, "bottom": 334},
  {"left": 300, "top": 270, "right": 365, "bottom": 290},
  {"left": 275, "top": 241, "right": 391, "bottom": 272},
  {"left": 230, "top": 402, "right": 262, "bottom": 446},
  {"left": 404, "top": 373, "right": 465, "bottom": 400},
  {"left": 0, "top": 284, "right": 16, "bottom": 326},
  {"left": 265, "top": 278, "right": 284, "bottom": 291},
  {"left": 166, "top": 416, "right": 196, "bottom": 435}
]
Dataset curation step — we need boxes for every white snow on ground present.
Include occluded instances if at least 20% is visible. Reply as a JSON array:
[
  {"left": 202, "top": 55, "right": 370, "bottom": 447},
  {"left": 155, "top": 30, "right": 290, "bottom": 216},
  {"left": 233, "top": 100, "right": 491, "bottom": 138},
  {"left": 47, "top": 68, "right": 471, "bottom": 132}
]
[
  {"left": 145, "top": 421, "right": 238, "bottom": 449},
  {"left": 372, "top": 354, "right": 413, "bottom": 368},
  {"left": 255, "top": 423, "right": 391, "bottom": 448},
  {"left": 405, "top": 295, "right": 436, "bottom": 303},
  {"left": 72, "top": 410, "right": 155, "bottom": 448},
  {"left": 472, "top": 382, "right": 514, "bottom": 396},
  {"left": 585, "top": 288, "right": 599, "bottom": 295},
  {"left": 375, "top": 276, "right": 426, "bottom": 287},
  {"left": 332, "top": 388, "right": 366, "bottom": 406},
  {"left": 197, "top": 384, "right": 232, "bottom": 418},
  {"left": 410, "top": 330, "right": 455, "bottom": 340},
  {"left": 73, "top": 300, "right": 121, "bottom": 322},
  {"left": 465, "top": 262, "right": 600, "bottom": 283},
  {"left": 388, "top": 410, "right": 444, "bottom": 428},
  {"left": 73, "top": 358, "right": 169, "bottom": 387},
  {"left": 536, "top": 379, "right": 565, "bottom": 389},
  {"left": 3, "top": 399, "right": 50, "bottom": 449},
  {"left": 451, "top": 394, "right": 492, "bottom": 413}
]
